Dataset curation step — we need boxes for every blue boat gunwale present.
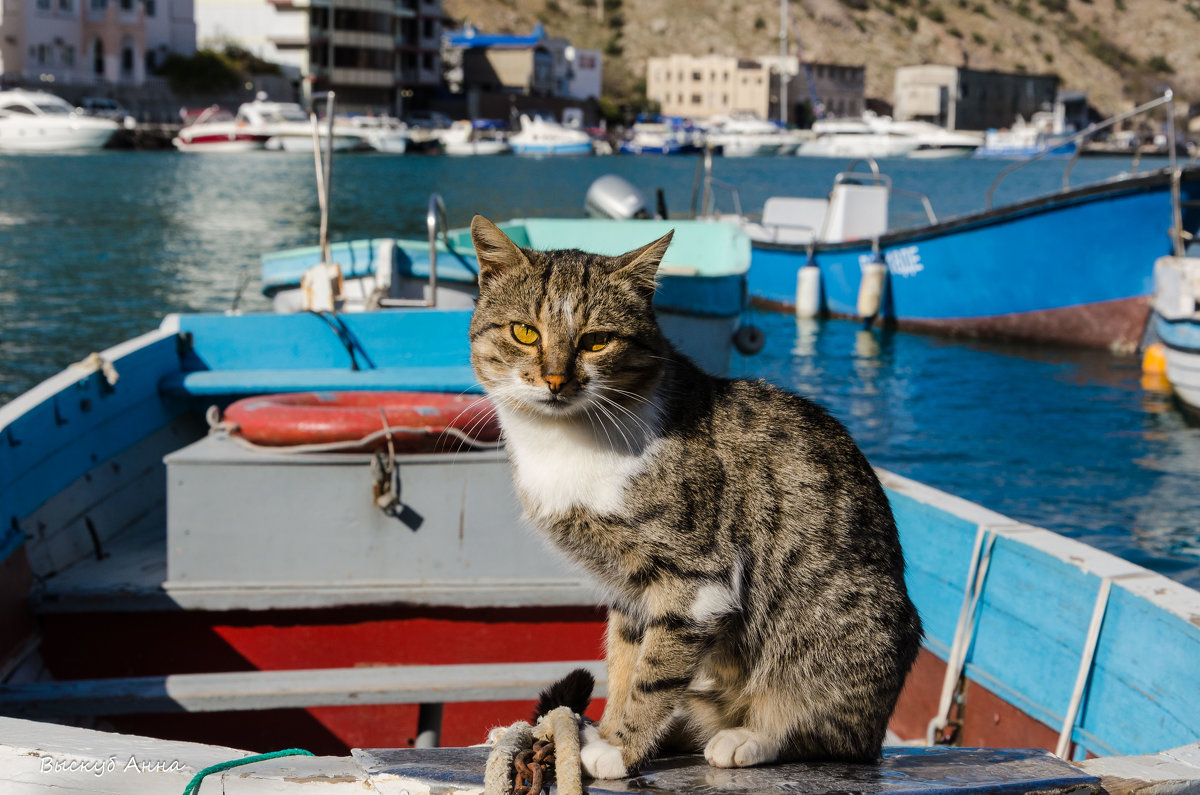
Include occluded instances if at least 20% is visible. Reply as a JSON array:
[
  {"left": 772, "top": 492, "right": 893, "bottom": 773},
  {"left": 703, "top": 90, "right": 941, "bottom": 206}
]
[
  {"left": 749, "top": 164, "right": 1197, "bottom": 256},
  {"left": 1154, "top": 314, "right": 1200, "bottom": 351}
]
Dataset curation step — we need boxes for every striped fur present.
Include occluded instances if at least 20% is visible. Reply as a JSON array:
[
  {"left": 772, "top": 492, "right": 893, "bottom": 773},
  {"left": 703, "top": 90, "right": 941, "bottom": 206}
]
[{"left": 468, "top": 216, "right": 922, "bottom": 776}]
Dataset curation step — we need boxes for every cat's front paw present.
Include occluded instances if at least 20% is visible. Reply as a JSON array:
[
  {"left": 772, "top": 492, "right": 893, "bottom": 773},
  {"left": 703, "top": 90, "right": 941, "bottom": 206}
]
[
  {"left": 580, "top": 724, "right": 628, "bottom": 779},
  {"left": 704, "top": 728, "right": 779, "bottom": 768}
]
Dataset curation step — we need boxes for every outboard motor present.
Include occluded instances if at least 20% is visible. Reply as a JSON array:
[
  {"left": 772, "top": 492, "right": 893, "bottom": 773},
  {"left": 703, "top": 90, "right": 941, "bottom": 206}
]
[{"left": 585, "top": 174, "right": 650, "bottom": 220}]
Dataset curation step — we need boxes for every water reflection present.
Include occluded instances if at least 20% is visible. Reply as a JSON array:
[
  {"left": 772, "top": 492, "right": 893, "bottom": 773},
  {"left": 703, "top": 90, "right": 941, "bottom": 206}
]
[{"left": 733, "top": 311, "right": 1200, "bottom": 588}]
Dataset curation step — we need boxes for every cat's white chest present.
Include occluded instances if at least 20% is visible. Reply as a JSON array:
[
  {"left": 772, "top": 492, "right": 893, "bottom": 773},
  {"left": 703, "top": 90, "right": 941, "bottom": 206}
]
[{"left": 499, "top": 412, "right": 656, "bottom": 519}]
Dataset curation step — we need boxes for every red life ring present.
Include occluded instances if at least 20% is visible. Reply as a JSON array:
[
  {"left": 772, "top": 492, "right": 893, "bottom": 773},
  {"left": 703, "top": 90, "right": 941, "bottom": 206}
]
[{"left": 224, "top": 391, "right": 501, "bottom": 452}]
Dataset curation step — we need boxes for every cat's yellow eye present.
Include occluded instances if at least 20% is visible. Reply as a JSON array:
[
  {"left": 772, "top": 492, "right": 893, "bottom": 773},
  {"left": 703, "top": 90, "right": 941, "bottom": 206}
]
[
  {"left": 511, "top": 323, "right": 540, "bottom": 345},
  {"left": 580, "top": 331, "right": 612, "bottom": 352}
]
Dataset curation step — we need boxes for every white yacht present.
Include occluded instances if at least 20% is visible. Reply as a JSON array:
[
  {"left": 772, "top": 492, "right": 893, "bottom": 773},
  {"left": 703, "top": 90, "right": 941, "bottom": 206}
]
[
  {"left": 507, "top": 114, "right": 593, "bottom": 156},
  {"left": 705, "top": 113, "right": 804, "bottom": 157},
  {"left": 796, "top": 113, "right": 920, "bottom": 158},
  {"left": 0, "top": 89, "right": 119, "bottom": 153},
  {"left": 796, "top": 111, "right": 981, "bottom": 159},
  {"left": 436, "top": 119, "right": 509, "bottom": 155},
  {"left": 237, "top": 95, "right": 364, "bottom": 152}
]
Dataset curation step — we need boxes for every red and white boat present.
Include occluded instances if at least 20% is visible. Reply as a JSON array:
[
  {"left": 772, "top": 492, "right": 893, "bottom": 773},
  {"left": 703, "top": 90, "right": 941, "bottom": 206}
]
[{"left": 172, "top": 105, "right": 272, "bottom": 153}]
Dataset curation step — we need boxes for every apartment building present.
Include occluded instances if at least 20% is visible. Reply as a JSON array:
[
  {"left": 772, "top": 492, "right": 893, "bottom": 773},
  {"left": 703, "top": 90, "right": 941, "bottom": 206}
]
[
  {"left": 645, "top": 53, "right": 864, "bottom": 123},
  {"left": 0, "top": 0, "right": 195, "bottom": 86},
  {"left": 194, "top": 0, "right": 441, "bottom": 114}
]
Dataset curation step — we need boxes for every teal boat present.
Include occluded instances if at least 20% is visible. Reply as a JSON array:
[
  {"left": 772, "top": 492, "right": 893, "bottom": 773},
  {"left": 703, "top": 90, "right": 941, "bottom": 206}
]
[{"left": 260, "top": 210, "right": 760, "bottom": 374}]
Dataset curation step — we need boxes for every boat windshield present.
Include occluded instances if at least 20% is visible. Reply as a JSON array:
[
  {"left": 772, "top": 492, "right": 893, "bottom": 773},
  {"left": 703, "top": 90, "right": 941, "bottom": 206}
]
[
  {"left": 33, "top": 100, "right": 74, "bottom": 115},
  {"left": 271, "top": 105, "right": 310, "bottom": 122}
]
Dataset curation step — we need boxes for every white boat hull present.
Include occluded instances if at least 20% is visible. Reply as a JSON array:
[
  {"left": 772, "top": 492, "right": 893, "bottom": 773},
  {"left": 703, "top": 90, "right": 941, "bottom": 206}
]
[
  {"left": 0, "top": 120, "right": 117, "bottom": 152},
  {"left": 268, "top": 134, "right": 362, "bottom": 153},
  {"left": 796, "top": 135, "right": 918, "bottom": 158},
  {"left": 443, "top": 140, "right": 510, "bottom": 156}
]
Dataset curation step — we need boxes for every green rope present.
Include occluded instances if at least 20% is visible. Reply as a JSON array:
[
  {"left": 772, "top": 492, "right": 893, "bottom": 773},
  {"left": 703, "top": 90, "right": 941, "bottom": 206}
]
[{"left": 181, "top": 748, "right": 314, "bottom": 795}]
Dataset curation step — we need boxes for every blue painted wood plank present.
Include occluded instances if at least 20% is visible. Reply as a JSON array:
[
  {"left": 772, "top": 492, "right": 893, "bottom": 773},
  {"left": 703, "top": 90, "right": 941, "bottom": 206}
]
[
  {"left": 1076, "top": 585, "right": 1200, "bottom": 755},
  {"left": 887, "top": 487, "right": 986, "bottom": 653},
  {"left": 0, "top": 334, "right": 186, "bottom": 531},
  {"left": 176, "top": 310, "right": 476, "bottom": 373}
]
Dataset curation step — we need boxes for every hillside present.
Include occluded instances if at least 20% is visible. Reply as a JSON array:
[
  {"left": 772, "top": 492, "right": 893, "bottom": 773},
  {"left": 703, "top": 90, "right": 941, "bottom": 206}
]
[{"left": 443, "top": 0, "right": 1200, "bottom": 119}]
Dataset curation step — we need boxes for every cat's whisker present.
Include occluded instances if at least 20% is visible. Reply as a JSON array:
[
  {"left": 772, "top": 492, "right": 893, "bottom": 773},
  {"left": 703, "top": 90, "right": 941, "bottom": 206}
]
[{"left": 588, "top": 389, "right": 655, "bottom": 440}]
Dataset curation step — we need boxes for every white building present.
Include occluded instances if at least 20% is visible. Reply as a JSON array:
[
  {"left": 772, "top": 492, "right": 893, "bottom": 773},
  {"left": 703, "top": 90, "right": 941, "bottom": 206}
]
[
  {"left": 0, "top": 0, "right": 195, "bottom": 86},
  {"left": 194, "top": 0, "right": 443, "bottom": 115}
]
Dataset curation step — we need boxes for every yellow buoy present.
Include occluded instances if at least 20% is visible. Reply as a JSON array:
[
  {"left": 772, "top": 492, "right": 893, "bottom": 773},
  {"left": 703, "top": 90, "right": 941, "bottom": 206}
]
[
  {"left": 1141, "top": 342, "right": 1171, "bottom": 392},
  {"left": 1142, "top": 343, "right": 1167, "bottom": 375}
]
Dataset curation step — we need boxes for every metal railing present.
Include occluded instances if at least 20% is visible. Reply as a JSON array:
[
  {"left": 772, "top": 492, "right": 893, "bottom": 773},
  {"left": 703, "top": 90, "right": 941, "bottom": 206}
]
[{"left": 377, "top": 192, "right": 445, "bottom": 308}]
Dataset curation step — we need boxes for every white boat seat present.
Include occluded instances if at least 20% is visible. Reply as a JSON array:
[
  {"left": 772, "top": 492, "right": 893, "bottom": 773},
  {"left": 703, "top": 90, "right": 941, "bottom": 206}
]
[
  {"left": 824, "top": 183, "right": 890, "bottom": 243},
  {"left": 754, "top": 196, "right": 829, "bottom": 244}
]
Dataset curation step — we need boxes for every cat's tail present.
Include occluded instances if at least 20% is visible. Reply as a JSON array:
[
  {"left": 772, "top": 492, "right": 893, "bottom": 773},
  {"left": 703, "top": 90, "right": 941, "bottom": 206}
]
[{"left": 533, "top": 668, "right": 594, "bottom": 721}]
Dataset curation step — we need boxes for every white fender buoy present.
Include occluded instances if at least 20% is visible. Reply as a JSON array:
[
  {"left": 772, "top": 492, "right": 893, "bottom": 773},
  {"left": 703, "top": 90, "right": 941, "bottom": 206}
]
[
  {"left": 795, "top": 264, "right": 821, "bottom": 318},
  {"left": 857, "top": 261, "right": 887, "bottom": 321}
]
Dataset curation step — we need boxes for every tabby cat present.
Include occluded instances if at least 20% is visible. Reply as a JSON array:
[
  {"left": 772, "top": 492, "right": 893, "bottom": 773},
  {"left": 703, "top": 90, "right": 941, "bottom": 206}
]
[{"left": 467, "top": 216, "right": 922, "bottom": 778}]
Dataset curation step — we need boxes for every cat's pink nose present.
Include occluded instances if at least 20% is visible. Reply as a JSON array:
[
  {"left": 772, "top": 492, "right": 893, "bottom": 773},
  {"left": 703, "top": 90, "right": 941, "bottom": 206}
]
[{"left": 545, "top": 374, "right": 566, "bottom": 393}]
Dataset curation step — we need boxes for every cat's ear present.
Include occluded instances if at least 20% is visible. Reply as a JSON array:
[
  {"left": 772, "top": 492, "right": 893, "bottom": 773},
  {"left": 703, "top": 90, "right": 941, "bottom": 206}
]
[
  {"left": 612, "top": 230, "right": 673, "bottom": 298},
  {"left": 470, "top": 215, "right": 529, "bottom": 285}
]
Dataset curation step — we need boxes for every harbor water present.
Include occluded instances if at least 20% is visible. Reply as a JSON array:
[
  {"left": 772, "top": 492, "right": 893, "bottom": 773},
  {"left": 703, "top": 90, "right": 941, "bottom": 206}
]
[{"left": 1, "top": 151, "right": 1198, "bottom": 587}]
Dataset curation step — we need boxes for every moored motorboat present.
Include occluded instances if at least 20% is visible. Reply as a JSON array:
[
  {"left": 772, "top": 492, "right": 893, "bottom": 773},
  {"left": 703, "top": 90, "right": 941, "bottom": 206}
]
[
  {"left": 507, "top": 114, "right": 593, "bottom": 156},
  {"left": 618, "top": 121, "right": 699, "bottom": 155},
  {"left": 795, "top": 113, "right": 921, "bottom": 159},
  {"left": 704, "top": 112, "right": 804, "bottom": 157},
  {"left": 707, "top": 92, "right": 1200, "bottom": 351},
  {"left": 172, "top": 105, "right": 272, "bottom": 153},
  {"left": 260, "top": 211, "right": 757, "bottom": 376},
  {"left": 346, "top": 115, "right": 410, "bottom": 153},
  {"left": 1150, "top": 255, "right": 1200, "bottom": 416},
  {"left": 975, "top": 114, "right": 1078, "bottom": 159},
  {"left": 0, "top": 89, "right": 119, "bottom": 153},
  {"left": 436, "top": 120, "right": 510, "bottom": 156},
  {"left": 238, "top": 94, "right": 364, "bottom": 152}
]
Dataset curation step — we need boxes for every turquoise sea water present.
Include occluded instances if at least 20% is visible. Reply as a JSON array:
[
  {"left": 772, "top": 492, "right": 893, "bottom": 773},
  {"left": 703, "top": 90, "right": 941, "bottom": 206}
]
[{"left": 1, "top": 151, "right": 1198, "bottom": 586}]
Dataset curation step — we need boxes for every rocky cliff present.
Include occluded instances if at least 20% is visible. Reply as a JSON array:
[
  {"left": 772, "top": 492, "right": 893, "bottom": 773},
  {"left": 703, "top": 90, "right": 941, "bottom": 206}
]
[{"left": 444, "top": 0, "right": 1200, "bottom": 117}]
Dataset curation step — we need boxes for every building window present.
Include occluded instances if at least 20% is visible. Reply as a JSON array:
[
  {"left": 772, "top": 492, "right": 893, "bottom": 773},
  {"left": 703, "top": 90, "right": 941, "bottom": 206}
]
[
  {"left": 63, "top": 45, "right": 75, "bottom": 65},
  {"left": 58, "top": 0, "right": 73, "bottom": 10},
  {"left": 90, "top": 0, "right": 105, "bottom": 10},
  {"left": 144, "top": 0, "right": 155, "bottom": 15},
  {"left": 92, "top": 38, "right": 104, "bottom": 73},
  {"left": 121, "top": 39, "right": 135, "bottom": 73},
  {"left": 36, "top": 0, "right": 50, "bottom": 10},
  {"left": 692, "top": 71, "right": 701, "bottom": 81},
  {"left": 691, "top": 93, "right": 701, "bottom": 104},
  {"left": 119, "top": 0, "right": 132, "bottom": 11}
]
